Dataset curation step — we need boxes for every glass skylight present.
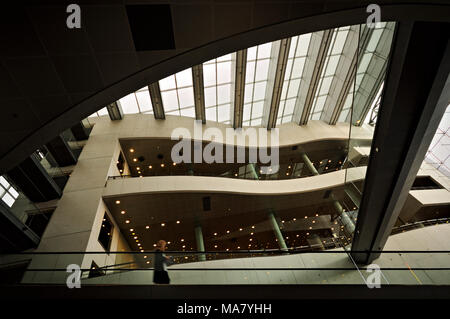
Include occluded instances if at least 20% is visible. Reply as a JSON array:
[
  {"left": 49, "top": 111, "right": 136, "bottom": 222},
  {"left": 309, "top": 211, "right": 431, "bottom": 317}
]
[
  {"left": 425, "top": 104, "right": 450, "bottom": 176},
  {"left": 0, "top": 175, "right": 19, "bottom": 208},
  {"left": 243, "top": 42, "right": 272, "bottom": 126},
  {"left": 159, "top": 68, "right": 195, "bottom": 118},
  {"left": 309, "top": 26, "right": 351, "bottom": 121},
  {"left": 276, "top": 33, "right": 312, "bottom": 125},
  {"left": 203, "top": 54, "right": 233, "bottom": 124}
]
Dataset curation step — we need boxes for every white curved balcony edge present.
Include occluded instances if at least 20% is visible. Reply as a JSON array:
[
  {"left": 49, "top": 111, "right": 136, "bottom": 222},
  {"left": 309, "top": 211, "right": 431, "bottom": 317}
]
[
  {"left": 103, "top": 166, "right": 367, "bottom": 197},
  {"left": 90, "top": 114, "right": 373, "bottom": 148}
]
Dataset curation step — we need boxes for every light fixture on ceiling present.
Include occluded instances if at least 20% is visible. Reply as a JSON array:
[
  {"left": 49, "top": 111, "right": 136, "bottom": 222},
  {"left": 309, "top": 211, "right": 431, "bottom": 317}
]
[
  {"left": 161, "top": 223, "right": 165, "bottom": 227},
  {"left": 125, "top": 220, "right": 130, "bottom": 224},
  {"left": 172, "top": 162, "right": 176, "bottom": 166},
  {"left": 130, "top": 149, "right": 135, "bottom": 153},
  {"left": 145, "top": 225, "right": 150, "bottom": 229},
  {"left": 176, "top": 220, "right": 180, "bottom": 224},
  {"left": 121, "top": 211, "right": 126, "bottom": 215},
  {"left": 129, "top": 228, "right": 134, "bottom": 232},
  {"left": 149, "top": 165, "right": 152, "bottom": 169},
  {"left": 115, "top": 200, "right": 120, "bottom": 204},
  {"left": 161, "top": 163, "right": 165, "bottom": 168},
  {"left": 133, "top": 158, "right": 137, "bottom": 162},
  {"left": 180, "top": 239, "right": 184, "bottom": 242}
]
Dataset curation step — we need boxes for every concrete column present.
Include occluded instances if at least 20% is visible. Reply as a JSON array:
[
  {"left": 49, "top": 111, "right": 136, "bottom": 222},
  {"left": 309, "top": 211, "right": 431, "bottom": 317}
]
[
  {"left": 248, "top": 163, "right": 259, "bottom": 179},
  {"left": 302, "top": 152, "right": 356, "bottom": 233},
  {"left": 268, "top": 210, "right": 288, "bottom": 251},
  {"left": 186, "top": 164, "right": 194, "bottom": 176},
  {"left": 194, "top": 225, "right": 206, "bottom": 261},
  {"left": 301, "top": 153, "right": 319, "bottom": 176}
]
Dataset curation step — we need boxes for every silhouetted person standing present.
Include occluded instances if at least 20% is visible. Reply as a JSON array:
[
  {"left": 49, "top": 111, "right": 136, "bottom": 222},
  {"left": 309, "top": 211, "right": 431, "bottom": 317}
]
[{"left": 153, "top": 240, "right": 172, "bottom": 284}]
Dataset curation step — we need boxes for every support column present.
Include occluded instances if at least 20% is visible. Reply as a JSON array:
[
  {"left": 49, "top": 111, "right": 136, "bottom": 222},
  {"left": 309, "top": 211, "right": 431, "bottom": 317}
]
[
  {"left": 194, "top": 224, "right": 206, "bottom": 261},
  {"left": 248, "top": 163, "right": 259, "bottom": 179},
  {"left": 268, "top": 210, "right": 288, "bottom": 251},
  {"left": 301, "top": 152, "right": 355, "bottom": 232}
]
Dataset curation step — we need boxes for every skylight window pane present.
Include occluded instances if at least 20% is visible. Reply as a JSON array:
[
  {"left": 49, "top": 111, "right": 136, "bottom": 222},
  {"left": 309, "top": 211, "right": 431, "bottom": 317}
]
[
  {"left": 178, "top": 88, "right": 194, "bottom": 107},
  {"left": 255, "top": 59, "right": 270, "bottom": 81},
  {"left": 217, "top": 61, "right": 231, "bottom": 84},
  {"left": 159, "top": 75, "right": 176, "bottom": 90},
  {"left": 287, "top": 79, "right": 300, "bottom": 98},
  {"left": 257, "top": 42, "right": 272, "bottom": 59},
  {"left": 217, "top": 54, "right": 232, "bottom": 62},
  {"left": 277, "top": 101, "right": 285, "bottom": 118},
  {"left": 251, "top": 118, "right": 262, "bottom": 126},
  {"left": 319, "top": 76, "right": 333, "bottom": 95},
  {"left": 2, "top": 192, "right": 14, "bottom": 207},
  {"left": 358, "top": 53, "right": 373, "bottom": 72},
  {"left": 166, "top": 110, "right": 180, "bottom": 116},
  {"left": 0, "top": 176, "right": 10, "bottom": 189},
  {"left": 175, "top": 69, "right": 193, "bottom": 87},
  {"left": 284, "top": 59, "right": 293, "bottom": 80},
  {"left": 120, "top": 94, "right": 139, "bottom": 114},
  {"left": 331, "top": 30, "right": 349, "bottom": 54},
  {"left": 296, "top": 33, "right": 311, "bottom": 56},
  {"left": 97, "top": 107, "right": 108, "bottom": 116},
  {"left": 247, "top": 46, "right": 257, "bottom": 60},
  {"left": 284, "top": 98, "right": 296, "bottom": 115},
  {"left": 203, "top": 64, "right": 216, "bottom": 86},
  {"left": 135, "top": 91, "right": 152, "bottom": 113},
  {"left": 288, "top": 36, "right": 298, "bottom": 58},
  {"left": 292, "top": 57, "right": 305, "bottom": 78},
  {"left": 180, "top": 107, "right": 195, "bottom": 118},
  {"left": 217, "top": 104, "right": 231, "bottom": 122},
  {"left": 314, "top": 95, "right": 327, "bottom": 113},
  {"left": 253, "top": 82, "right": 266, "bottom": 101},
  {"left": 325, "top": 55, "right": 340, "bottom": 76},
  {"left": 0, "top": 188, "right": 5, "bottom": 198},
  {"left": 367, "top": 29, "right": 383, "bottom": 52},
  {"left": 8, "top": 187, "right": 19, "bottom": 199},
  {"left": 243, "top": 104, "right": 251, "bottom": 121},
  {"left": 204, "top": 87, "right": 216, "bottom": 107},
  {"left": 206, "top": 107, "right": 216, "bottom": 121},
  {"left": 245, "top": 61, "right": 256, "bottom": 82},
  {"left": 311, "top": 112, "right": 321, "bottom": 120},
  {"left": 217, "top": 84, "right": 231, "bottom": 104},
  {"left": 161, "top": 91, "right": 179, "bottom": 111},
  {"left": 252, "top": 102, "right": 264, "bottom": 118},
  {"left": 244, "top": 84, "right": 253, "bottom": 103}
]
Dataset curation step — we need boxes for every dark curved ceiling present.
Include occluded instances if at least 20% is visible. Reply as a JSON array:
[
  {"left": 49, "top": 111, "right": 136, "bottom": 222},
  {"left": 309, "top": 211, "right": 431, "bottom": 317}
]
[{"left": 0, "top": 1, "right": 449, "bottom": 173}]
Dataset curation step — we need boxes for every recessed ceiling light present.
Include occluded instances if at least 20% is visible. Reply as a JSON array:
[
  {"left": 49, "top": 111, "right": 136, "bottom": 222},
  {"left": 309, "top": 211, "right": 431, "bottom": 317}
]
[
  {"left": 134, "top": 236, "right": 137, "bottom": 239},
  {"left": 182, "top": 245, "right": 186, "bottom": 248},
  {"left": 251, "top": 226, "right": 255, "bottom": 229},
  {"left": 167, "top": 241, "right": 171, "bottom": 244},
  {"left": 161, "top": 223, "right": 165, "bottom": 227},
  {"left": 137, "top": 243, "right": 141, "bottom": 246},
  {"left": 214, "top": 245, "right": 218, "bottom": 248},
  {"left": 125, "top": 220, "right": 130, "bottom": 224},
  {"left": 181, "top": 239, "right": 184, "bottom": 242},
  {"left": 130, "top": 149, "right": 135, "bottom": 153},
  {"left": 161, "top": 163, "right": 165, "bottom": 168},
  {"left": 176, "top": 220, "right": 180, "bottom": 224},
  {"left": 226, "top": 230, "right": 230, "bottom": 234},
  {"left": 250, "top": 232, "right": 254, "bottom": 235},
  {"left": 213, "top": 233, "right": 217, "bottom": 236},
  {"left": 115, "top": 200, "right": 120, "bottom": 204},
  {"left": 149, "top": 165, "right": 152, "bottom": 169},
  {"left": 146, "top": 225, "right": 149, "bottom": 229},
  {"left": 239, "top": 228, "right": 242, "bottom": 231},
  {"left": 144, "top": 255, "right": 147, "bottom": 258},
  {"left": 133, "top": 158, "right": 137, "bottom": 162},
  {"left": 146, "top": 261, "right": 150, "bottom": 264},
  {"left": 153, "top": 244, "right": 157, "bottom": 247},
  {"left": 172, "top": 162, "right": 176, "bottom": 166},
  {"left": 130, "top": 228, "right": 134, "bottom": 232},
  {"left": 137, "top": 167, "right": 140, "bottom": 170},
  {"left": 121, "top": 211, "right": 125, "bottom": 215}
]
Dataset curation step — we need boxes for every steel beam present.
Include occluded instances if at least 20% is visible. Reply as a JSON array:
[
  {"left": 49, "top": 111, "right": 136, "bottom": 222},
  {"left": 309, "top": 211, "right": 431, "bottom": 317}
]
[
  {"left": 192, "top": 64, "right": 206, "bottom": 124},
  {"left": 106, "top": 101, "right": 123, "bottom": 121},
  {"left": 350, "top": 21, "right": 450, "bottom": 264},
  {"left": 232, "top": 49, "right": 247, "bottom": 129},
  {"left": 264, "top": 38, "right": 291, "bottom": 129},
  {"left": 148, "top": 82, "right": 165, "bottom": 119}
]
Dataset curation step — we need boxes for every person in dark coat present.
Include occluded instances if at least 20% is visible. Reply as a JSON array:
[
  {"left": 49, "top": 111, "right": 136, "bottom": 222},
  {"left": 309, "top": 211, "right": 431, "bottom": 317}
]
[{"left": 153, "top": 240, "right": 172, "bottom": 284}]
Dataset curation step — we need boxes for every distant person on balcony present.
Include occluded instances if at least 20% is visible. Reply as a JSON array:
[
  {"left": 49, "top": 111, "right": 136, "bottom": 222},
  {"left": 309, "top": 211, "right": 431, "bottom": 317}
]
[{"left": 153, "top": 239, "right": 172, "bottom": 284}]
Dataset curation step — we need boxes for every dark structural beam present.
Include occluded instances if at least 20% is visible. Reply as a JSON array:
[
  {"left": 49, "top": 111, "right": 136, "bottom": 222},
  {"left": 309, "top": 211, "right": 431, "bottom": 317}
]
[
  {"left": 266, "top": 38, "right": 291, "bottom": 129},
  {"left": 7, "top": 155, "right": 62, "bottom": 203},
  {"left": 351, "top": 21, "right": 450, "bottom": 264},
  {"left": 192, "top": 65, "right": 206, "bottom": 124},
  {"left": 232, "top": 49, "right": 247, "bottom": 129},
  {"left": 70, "top": 122, "right": 90, "bottom": 141},
  {"left": 45, "top": 135, "right": 77, "bottom": 167},
  {"left": 106, "top": 101, "right": 124, "bottom": 121},
  {"left": 148, "top": 82, "right": 165, "bottom": 119}
]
